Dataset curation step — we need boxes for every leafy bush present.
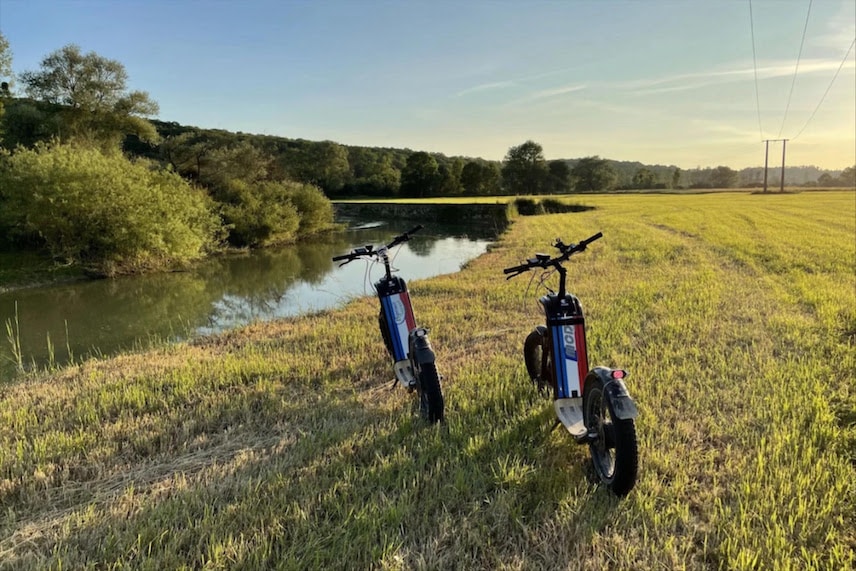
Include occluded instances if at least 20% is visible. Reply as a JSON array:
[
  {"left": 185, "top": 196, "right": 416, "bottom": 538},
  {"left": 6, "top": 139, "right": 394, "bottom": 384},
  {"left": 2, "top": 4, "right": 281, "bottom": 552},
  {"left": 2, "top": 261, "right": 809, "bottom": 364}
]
[
  {"left": 0, "top": 143, "right": 222, "bottom": 275},
  {"left": 285, "top": 182, "right": 334, "bottom": 236},
  {"left": 219, "top": 179, "right": 300, "bottom": 248},
  {"left": 513, "top": 198, "right": 542, "bottom": 216}
]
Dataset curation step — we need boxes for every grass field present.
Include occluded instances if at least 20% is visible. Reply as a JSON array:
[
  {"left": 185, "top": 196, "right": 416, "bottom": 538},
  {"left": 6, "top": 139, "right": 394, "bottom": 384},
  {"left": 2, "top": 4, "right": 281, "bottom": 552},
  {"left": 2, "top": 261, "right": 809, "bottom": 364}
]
[{"left": 1, "top": 191, "right": 854, "bottom": 570}]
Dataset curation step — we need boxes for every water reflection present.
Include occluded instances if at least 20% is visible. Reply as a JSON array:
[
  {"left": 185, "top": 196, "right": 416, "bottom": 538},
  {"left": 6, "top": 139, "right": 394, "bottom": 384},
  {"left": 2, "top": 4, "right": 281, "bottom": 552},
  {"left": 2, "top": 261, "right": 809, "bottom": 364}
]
[{"left": 0, "top": 220, "right": 493, "bottom": 380}]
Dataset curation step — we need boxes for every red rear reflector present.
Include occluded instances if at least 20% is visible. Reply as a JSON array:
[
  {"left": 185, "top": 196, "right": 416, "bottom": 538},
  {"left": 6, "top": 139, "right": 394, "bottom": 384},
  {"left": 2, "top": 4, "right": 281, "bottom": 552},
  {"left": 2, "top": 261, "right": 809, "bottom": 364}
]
[{"left": 611, "top": 369, "right": 626, "bottom": 379}]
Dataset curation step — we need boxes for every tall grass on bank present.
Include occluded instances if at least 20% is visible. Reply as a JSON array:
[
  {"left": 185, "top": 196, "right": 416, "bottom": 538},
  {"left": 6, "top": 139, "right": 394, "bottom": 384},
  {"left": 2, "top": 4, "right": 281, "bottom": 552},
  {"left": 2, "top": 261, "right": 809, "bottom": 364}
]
[
  {"left": 0, "top": 192, "right": 854, "bottom": 569},
  {"left": 3, "top": 301, "right": 23, "bottom": 373}
]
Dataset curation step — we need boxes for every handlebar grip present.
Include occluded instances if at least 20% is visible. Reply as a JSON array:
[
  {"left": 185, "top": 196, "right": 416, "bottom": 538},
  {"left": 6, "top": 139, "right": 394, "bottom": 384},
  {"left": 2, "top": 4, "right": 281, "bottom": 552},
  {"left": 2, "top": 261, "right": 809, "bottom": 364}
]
[
  {"left": 331, "top": 254, "right": 351, "bottom": 262},
  {"left": 387, "top": 225, "right": 424, "bottom": 249},
  {"left": 503, "top": 264, "right": 528, "bottom": 275},
  {"left": 580, "top": 232, "right": 603, "bottom": 246}
]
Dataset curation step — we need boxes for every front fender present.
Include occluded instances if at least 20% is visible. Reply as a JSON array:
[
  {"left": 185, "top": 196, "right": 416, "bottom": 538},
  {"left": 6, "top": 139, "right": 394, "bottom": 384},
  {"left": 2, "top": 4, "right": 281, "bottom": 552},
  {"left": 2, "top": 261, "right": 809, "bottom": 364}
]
[
  {"left": 409, "top": 328, "right": 436, "bottom": 365},
  {"left": 586, "top": 366, "right": 639, "bottom": 420}
]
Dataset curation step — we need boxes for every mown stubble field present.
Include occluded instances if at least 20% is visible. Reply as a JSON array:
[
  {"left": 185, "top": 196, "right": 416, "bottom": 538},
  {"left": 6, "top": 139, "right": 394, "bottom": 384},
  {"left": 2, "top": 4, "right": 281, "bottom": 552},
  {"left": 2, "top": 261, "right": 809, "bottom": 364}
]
[{"left": 1, "top": 191, "right": 854, "bottom": 570}]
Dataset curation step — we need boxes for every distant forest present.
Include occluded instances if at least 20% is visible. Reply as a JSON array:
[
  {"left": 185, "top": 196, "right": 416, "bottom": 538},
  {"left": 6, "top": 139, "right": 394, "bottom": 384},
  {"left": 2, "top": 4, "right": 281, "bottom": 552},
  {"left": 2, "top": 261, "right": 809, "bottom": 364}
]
[
  {"left": 3, "top": 98, "right": 853, "bottom": 201},
  {"left": 115, "top": 118, "right": 851, "bottom": 198}
]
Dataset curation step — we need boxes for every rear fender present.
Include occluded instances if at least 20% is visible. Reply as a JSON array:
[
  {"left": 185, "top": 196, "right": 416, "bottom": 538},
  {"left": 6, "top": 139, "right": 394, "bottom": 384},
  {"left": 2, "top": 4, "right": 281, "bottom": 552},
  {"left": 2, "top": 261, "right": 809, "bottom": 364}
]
[
  {"left": 409, "top": 328, "right": 435, "bottom": 366},
  {"left": 585, "top": 366, "right": 639, "bottom": 420}
]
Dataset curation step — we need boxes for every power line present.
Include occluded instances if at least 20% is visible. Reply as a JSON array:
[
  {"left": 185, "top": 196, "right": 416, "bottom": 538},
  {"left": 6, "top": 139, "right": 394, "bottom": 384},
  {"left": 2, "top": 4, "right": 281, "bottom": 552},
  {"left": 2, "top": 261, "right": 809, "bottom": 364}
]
[
  {"left": 778, "top": 0, "right": 813, "bottom": 138},
  {"left": 748, "top": 0, "right": 765, "bottom": 139},
  {"left": 791, "top": 36, "right": 856, "bottom": 141}
]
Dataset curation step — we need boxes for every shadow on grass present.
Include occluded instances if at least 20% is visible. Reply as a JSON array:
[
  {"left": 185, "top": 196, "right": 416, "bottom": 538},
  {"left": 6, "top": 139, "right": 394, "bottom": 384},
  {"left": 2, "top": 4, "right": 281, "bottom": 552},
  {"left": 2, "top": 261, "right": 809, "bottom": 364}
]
[{"left": 12, "top": 370, "right": 628, "bottom": 569}]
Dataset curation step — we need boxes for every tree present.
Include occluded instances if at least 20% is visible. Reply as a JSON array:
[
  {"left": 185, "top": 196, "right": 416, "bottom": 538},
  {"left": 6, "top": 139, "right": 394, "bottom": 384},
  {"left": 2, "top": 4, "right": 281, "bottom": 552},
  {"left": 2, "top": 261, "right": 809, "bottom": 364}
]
[
  {"left": 461, "top": 160, "right": 503, "bottom": 195},
  {"left": 571, "top": 156, "right": 617, "bottom": 192},
  {"left": 198, "top": 141, "right": 271, "bottom": 194},
  {"left": 0, "top": 33, "right": 11, "bottom": 82},
  {"left": 547, "top": 160, "right": 572, "bottom": 194},
  {"left": 838, "top": 165, "right": 855, "bottom": 188},
  {"left": 436, "top": 158, "right": 464, "bottom": 196},
  {"left": 671, "top": 168, "right": 682, "bottom": 189},
  {"left": 20, "top": 44, "right": 159, "bottom": 147},
  {"left": 502, "top": 140, "right": 549, "bottom": 195},
  {"left": 344, "top": 147, "right": 401, "bottom": 197},
  {"left": 709, "top": 165, "right": 738, "bottom": 189},
  {"left": 1, "top": 102, "right": 55, "bottom": 148},
  {"left": 281, "top": 141, "right": 350, "bottom": 195},
  {"left": 817, "top": 173, "right": 835, "bottom": 187},
  {"left": 0, "top": 32, "right": 12, "bottom": 137},
  {"left": 461, "top": 161, "right": 488, "bottom": 195},
  {"left": 400, "top": 151, "right": 439, "bottom": 197},
  {"left": 631, "top": 167, "right": 656, "bottom": 189}
]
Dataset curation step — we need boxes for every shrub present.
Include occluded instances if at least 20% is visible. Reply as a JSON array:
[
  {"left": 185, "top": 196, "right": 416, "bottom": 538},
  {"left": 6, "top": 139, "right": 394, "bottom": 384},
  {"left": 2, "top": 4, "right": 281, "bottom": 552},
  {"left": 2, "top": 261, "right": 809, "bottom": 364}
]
[
  {"left": 0, "top": 143, "right": 223, "bottom": 275},
  {"left": 513, "top": 198, "right": 542, "bottom": 216},
  {"left": 219, "top": 179, "right": 300, "bottom": 247},
  {"left": 286, "top": 182, "right": 334, "bottom": 236}
]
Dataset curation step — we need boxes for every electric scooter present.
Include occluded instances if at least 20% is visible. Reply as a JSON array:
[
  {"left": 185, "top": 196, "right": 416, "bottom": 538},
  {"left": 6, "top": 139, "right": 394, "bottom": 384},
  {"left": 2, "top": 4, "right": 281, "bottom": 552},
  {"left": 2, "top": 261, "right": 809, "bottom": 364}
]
[
  {"left": 333, "top": 225, "right": 444, "bottom": 423},
  {"left": 503, "top": 231, "right": 638, "bottom": 495}
]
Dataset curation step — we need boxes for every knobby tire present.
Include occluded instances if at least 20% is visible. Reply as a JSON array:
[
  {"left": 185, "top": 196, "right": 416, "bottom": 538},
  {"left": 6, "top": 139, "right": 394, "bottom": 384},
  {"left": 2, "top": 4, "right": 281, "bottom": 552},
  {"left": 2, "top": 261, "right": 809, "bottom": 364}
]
[{"left": 418, "top": 362, "right": 444, "bottom": 423}]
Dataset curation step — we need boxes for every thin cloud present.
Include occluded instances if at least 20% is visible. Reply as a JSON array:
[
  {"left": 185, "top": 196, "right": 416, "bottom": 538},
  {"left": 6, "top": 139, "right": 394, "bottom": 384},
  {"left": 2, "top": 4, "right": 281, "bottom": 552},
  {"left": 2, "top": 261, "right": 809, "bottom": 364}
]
[
  {"left": 624, "top": 59, "right": 855, "bottom": 95},
  {"left": 456, "top": 81, "right": 515, "bottom": 97},
  {"left": 455, "top": 65, "right": 584, "bottom": 98},
  {"left": 527, "top": 84, "right": 588, "bottom": 100}
]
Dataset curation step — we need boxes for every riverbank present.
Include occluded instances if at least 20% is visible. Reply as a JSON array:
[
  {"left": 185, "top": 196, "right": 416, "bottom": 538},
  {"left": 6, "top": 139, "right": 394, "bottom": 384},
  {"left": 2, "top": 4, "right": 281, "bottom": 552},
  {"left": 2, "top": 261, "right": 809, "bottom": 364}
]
[
  {"left": 1, "top": 192, "right": 854, "bottom": 569},
  {"left": 0, "top": 226, "right": 343, "bottom": 294},
  {"left": 0, "top": 250, "right": 88, "bottom": 294},
  {"left": 0, "top": 198, "right": 552, "bottom": 293}
]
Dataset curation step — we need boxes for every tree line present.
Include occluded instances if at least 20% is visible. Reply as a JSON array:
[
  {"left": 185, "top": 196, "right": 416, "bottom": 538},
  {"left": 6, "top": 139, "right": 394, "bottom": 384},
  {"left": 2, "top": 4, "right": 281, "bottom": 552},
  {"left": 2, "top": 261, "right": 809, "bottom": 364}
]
[{"left": 0, "top": 37, "right": 335, "bottom": 276}]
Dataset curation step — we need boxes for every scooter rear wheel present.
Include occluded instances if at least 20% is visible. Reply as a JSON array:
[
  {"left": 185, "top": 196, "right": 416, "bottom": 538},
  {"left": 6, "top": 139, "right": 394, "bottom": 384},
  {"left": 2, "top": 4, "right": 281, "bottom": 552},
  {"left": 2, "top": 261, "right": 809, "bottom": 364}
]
[
  {"left": 524, "top": 326, "right": 552, "bottom": 397},
  {"left": 582, "top": 375, "right": 638, "bottom": 496}
]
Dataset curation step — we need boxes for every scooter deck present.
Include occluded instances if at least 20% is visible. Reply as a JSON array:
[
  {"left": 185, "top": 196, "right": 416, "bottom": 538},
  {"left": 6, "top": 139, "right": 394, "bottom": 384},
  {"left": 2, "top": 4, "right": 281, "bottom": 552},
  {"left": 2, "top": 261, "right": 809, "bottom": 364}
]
[
  {"left": 554, "top": 397, "right": 587, "bottom": 438},
  {"left": 393, "top": 359, "right": 416, "bottom": 387}
]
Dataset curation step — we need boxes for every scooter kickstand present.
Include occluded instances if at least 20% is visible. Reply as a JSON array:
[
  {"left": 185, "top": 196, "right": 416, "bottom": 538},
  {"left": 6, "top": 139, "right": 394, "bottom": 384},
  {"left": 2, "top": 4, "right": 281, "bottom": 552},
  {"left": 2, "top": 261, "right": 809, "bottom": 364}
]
[{"left": 551, "top": 419, "right": 562, "bottom": 432}]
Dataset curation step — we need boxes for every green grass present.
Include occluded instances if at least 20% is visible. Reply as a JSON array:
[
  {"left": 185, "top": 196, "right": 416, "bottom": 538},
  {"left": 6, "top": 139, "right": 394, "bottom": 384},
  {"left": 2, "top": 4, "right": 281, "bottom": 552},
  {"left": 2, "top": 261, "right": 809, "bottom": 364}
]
[{"left": 1, "top": 191, "right": 854, "bottom": 569}]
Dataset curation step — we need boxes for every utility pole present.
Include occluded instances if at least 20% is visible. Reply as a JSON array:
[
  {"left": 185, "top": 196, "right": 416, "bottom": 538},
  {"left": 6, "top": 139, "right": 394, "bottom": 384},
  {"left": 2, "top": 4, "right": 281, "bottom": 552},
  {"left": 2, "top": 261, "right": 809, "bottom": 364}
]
[{"left": 762, "top": 139, "right": 788, "bottom": 192}]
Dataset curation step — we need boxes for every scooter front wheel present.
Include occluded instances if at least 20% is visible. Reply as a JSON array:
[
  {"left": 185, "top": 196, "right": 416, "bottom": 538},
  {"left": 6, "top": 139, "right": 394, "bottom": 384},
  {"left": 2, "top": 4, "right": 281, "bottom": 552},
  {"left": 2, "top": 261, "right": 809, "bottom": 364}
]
[
  {"left": 417, "top": 362, "right": 444, "bottom": 423},
  {"left": 582, "top": 375, "right": 638, "bottom": 496}
]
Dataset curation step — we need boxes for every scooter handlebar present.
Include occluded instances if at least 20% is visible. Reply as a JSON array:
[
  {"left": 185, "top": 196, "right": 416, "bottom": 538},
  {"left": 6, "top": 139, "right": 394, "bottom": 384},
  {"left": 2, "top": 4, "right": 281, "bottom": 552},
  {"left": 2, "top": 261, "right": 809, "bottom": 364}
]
[
  {"left": 387, "top": 225, "right": 424, "bottom": 249},
  {"left": 505, "top": 231, "right": 603, "bottom": 277}
]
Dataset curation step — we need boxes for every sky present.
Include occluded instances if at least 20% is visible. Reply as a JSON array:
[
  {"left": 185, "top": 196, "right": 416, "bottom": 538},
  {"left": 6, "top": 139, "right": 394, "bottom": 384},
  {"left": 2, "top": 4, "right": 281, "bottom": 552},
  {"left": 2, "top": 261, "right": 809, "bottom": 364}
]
[{"left": 1, "top": 0, "right": 854, "bottom": 170}]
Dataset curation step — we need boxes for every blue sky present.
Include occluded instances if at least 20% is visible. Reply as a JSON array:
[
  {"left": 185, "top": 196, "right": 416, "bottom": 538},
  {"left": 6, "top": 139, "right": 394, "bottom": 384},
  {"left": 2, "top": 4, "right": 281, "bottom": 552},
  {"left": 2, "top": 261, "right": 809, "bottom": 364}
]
[{"left": 1, "top": 0, "right": 854, "bottom": 169}]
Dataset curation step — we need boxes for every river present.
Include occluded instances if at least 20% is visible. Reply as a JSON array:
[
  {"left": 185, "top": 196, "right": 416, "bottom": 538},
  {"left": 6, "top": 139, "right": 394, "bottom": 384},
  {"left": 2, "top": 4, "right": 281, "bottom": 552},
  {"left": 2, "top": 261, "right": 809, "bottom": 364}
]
[{"left": 0, "top": 219, "right": 494, "bottom": 381}]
